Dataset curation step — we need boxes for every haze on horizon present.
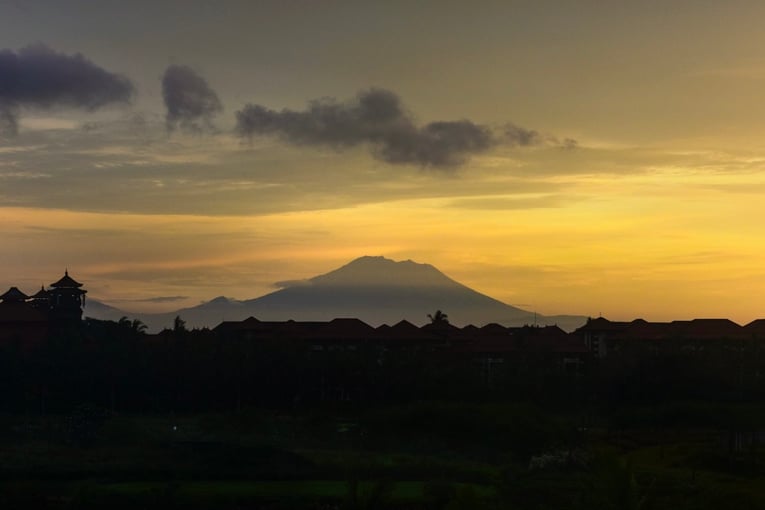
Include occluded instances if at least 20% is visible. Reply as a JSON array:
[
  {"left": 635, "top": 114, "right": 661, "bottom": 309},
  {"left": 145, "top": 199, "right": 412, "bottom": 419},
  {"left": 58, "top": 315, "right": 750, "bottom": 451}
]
[{"left": 2, "top": 1, "right": 765, "bottom": 324}]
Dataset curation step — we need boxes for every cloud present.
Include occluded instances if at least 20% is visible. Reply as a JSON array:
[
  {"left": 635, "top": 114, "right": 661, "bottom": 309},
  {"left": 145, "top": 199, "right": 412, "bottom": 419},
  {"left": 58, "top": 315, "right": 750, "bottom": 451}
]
[
  {"left": 129, "top": 296, "right": 189, "bottom": 303},
  {"left": 109, "top": 295, "right": 189, "bottom": 304},
  {"left": 446, "top": 194, "right": 572, "bottom": 210},
  {"left": 0, "top": 44, "right": 134, "bottom": 136},
  {"left": 162, "top": 65, "right": 222, "bottom": 133},
  {"left": 503, "top": 123, "right": 541, "bottom": 146},
  {"left": 235, "top": 88, "right": 548, "bottom": 168}
]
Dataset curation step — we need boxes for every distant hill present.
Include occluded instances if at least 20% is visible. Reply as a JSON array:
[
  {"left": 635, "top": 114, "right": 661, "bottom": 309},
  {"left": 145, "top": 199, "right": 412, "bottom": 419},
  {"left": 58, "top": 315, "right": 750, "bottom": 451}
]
[
  {"left": 86, "top": 256, "right": 587, "bottom": 332},
  {"left": 83, "top": 299, "right": 128, "bottom": 322}
]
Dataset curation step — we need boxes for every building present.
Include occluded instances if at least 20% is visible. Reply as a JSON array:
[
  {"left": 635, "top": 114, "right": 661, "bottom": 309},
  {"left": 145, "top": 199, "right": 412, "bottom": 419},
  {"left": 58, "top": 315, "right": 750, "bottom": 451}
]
[{"left": 0, "top": 271, "right": 87, "bottom": 346}]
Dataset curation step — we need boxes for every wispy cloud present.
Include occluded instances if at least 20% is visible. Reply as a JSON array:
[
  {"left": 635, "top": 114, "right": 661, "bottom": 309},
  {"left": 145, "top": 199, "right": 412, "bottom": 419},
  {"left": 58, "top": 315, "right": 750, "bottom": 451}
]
[
  {"left": 446, "top": 194, "right": 573, "bottom": 210},
  {"left": 114, "top": 295, "right": 189, "bottom": 303}
]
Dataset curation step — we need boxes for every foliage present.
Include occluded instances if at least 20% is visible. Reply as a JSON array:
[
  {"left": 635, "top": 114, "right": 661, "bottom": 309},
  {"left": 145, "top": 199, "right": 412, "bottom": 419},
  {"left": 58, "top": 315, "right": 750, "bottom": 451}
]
[{"left": 427, "top": 310, "right": 449, "bottom": 325}]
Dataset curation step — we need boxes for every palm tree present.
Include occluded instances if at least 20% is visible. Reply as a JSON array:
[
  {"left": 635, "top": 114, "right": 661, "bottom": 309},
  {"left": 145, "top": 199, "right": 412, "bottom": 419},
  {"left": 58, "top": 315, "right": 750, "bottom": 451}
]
[
  {"left": 428, "top": 309, "right": 449, "bottom": 325},
  {"left": 130, "top": 319, "right": 147, "bottom": 334},
  {"left": 118, "top": 316, "right": 147, "bottom": 334}
]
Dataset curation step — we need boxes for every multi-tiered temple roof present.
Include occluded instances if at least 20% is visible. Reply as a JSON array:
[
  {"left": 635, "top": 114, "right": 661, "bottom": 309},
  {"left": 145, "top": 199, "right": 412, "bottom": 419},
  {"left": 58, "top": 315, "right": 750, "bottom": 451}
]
[
  {"left": 50, "top": 270, "right": 84, "bottom": 288},
  {"left": 0, "top": 271, "right": 87, "bottom": 344},
  {"left": 0, "top": 287, "right": 29, "bottom": 302}
]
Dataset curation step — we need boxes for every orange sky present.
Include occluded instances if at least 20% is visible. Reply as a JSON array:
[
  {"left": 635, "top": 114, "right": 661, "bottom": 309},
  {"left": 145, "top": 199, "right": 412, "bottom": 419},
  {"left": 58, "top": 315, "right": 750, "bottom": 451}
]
[{"left": 3, "top": 2, "right": 765, "bottom": 322}]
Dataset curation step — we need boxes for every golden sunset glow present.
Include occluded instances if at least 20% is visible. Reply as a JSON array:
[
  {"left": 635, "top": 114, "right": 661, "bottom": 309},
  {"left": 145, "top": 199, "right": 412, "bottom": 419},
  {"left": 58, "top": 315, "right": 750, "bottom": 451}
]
[{"left": 3, "top": 2, "right": 765, "bottom": 323}]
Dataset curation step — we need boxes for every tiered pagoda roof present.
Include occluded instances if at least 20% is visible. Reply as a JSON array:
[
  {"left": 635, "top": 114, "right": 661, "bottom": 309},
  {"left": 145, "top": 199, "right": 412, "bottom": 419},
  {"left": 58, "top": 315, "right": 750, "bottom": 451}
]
[
  {"left": 30, "top": 286, "right": 50, "bottom": 299},
  {"left": 50, "top": 270, "right": 84, "bottom": 288},
  {"left": 0, "top": 287, "right": 29, "bottom": 302}
]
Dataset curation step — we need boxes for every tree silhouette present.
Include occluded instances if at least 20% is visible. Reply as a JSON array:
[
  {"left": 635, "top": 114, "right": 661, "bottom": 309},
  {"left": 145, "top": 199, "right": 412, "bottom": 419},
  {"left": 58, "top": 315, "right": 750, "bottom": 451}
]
[
  {"left": 119, "top": 316, "right": 147, "bottom": 334},
  {"left": 428, "top": 309, "right": 449, "bottom": 325},
  {"left": 131, "top": 318, "right": 147, "bottom": 334},
  {"left": 173, "top": 315, "right": 187, "bottom": 333}
]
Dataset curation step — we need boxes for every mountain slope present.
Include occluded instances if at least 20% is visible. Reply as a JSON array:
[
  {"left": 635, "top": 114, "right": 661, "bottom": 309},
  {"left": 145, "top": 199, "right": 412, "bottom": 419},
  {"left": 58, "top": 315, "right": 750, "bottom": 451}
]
[
  {"left": 243, "top": 256, "right": 521, "bottom": 320},
  {"left": 240, "top": 256, "right": 583, "bottom": 329},
  {"left": 87, "top": 256, "right": 586, "bottom": 332},
  {"left": 83, "top": 299, "right": 129, "bottom": 322}
]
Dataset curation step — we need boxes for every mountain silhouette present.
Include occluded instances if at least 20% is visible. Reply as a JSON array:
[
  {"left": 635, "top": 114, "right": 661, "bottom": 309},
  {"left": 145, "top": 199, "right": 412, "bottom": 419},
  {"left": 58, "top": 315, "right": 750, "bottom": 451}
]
[{"left": 86, "top": 256, "right": 586, "bottom": 332}]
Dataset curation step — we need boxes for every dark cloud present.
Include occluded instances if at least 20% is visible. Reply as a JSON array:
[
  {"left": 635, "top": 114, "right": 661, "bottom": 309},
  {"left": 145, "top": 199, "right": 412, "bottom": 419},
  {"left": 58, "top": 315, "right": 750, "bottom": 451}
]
[
  {"left": 235, "top": 88, "right": 548, "bottom": 168},
  {"left": 0, "top": 44, "right": 134, "bottom": 136},
  {"left": 162, "top": 65, "right": 222, "bottom": 133},
  {"left": 503, "top": 123, "right": 541, "bottom": 146}
]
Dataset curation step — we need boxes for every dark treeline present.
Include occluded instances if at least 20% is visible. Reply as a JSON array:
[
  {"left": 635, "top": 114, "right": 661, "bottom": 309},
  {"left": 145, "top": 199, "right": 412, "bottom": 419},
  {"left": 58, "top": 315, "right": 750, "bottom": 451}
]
[{"left": 2, "top": 317, "right": 765, "bottom": 419}]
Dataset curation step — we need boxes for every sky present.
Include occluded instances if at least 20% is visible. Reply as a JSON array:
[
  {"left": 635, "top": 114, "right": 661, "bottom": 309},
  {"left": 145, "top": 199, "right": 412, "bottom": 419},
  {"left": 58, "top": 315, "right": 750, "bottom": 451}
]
[{"left": 3, "top": 0, "right": 765, "bottom": 322}]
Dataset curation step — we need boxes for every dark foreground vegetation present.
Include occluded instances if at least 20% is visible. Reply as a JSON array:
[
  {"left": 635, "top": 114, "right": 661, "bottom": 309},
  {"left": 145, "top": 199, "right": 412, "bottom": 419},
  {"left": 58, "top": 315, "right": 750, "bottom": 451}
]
[{"left": 2, "top": 318, "right": 765, "bottom": 508}]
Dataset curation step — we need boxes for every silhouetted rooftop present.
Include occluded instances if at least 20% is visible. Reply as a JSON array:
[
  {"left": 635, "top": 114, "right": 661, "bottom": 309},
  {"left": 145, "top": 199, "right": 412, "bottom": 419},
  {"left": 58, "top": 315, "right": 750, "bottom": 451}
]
[
  {"left": 744, "top": 319, "right": 765, "bottom": 336},
  {"left": 577, "top": 316, "right": 750, "bottom": 340},
  {"left": 50, "top": 270, "right": 84, "bottom": 288},
  {"left": 0, "top": 287, "right": 29, "bottom": 302},
  {"left": 0, "top": 301, "right": 47, "bottom": 322},
  {"left": 30, "top": 286, "right": 50, "bottom": 299}
]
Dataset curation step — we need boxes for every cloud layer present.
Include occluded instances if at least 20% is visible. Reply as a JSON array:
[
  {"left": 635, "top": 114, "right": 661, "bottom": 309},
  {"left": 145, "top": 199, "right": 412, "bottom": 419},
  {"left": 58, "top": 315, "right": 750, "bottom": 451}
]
[
  {"left": 162, "top": 65, "right": 223, "bottom": 133},
  {"left": 235, "top": 88, "right": 542, "bottom": 168},
  {"left": 0, "top": 44, "right": 134, "bottom": 136}
]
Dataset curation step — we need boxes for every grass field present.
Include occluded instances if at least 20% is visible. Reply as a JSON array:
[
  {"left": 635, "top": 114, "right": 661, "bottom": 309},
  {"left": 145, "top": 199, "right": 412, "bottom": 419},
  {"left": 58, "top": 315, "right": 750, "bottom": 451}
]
[{"left": 3, "top": 408, "right": 765, "bottom": 508}]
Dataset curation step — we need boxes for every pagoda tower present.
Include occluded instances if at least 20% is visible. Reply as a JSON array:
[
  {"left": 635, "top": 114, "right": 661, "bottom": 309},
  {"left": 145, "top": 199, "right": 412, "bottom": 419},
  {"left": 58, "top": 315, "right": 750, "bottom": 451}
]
[
  {"left": 49, "top": 270, "right": 87, "bottom": 324},
  {"left": 0, "top": 286, "right": 49, "bottom": 345},
  {"left": 29, "top": 285, "right": 51, "bottom": 313}
]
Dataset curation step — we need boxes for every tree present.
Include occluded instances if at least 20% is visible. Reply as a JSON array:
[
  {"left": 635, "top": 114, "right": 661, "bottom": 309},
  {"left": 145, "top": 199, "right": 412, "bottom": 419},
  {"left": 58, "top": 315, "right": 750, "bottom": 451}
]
[
  {"left": 173, "top": 315, "right": 187, "bottom": 333},
  {"left": 118, "top": 316, "right": 147, "bottom": 334},
  {"left": 428, "top": 310, "right": 449, "bottom": 325},
  {"left": 130, "top": 319, "right": 147, "bottom": 334}
]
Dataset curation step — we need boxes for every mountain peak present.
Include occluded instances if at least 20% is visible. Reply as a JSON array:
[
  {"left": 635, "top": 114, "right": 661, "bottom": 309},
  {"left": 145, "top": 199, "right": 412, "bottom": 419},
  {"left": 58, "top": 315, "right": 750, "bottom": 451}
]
[
  {"left": 207, "top": 296, "right": 234, "bottom": 304},
  {"left": 311, "top": 255, "right": 453, "bottom": 288},
  {"left": 194, "top": 296, "right": 242, "bottom": 310},
  {"left": 346, "top": 255, "right": 423, "bottom": 267}
]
